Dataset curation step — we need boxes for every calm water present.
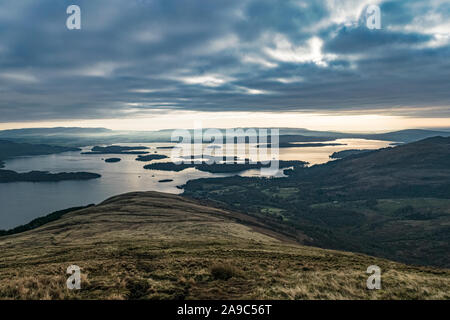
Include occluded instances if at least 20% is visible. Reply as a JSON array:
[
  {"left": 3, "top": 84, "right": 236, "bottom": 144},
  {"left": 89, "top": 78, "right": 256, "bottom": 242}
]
[{"left": 0, "top": 139, "right": 391, "bottom": 229}]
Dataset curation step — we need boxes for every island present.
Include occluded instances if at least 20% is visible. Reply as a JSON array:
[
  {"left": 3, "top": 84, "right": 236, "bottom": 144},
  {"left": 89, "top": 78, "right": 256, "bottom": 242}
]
[
  {"left": 105, "top": 158, "right": 121, "bottom": 163},
  {"left": 143, "top": 160, "right": 307, "bottom": 173},
  {"left": 180, "top": 155, "right": 241, "bottom": 162},
  {"left": 0, "top": 170, "right": 101, "bottom": 183},
  {"left": 156, "top": 146, "right": 179, "bottom": 150},
  {"left": 0, "top": 139, "right": 102, "bottom": 183},
  {"left": 329, "top": 149, "right": 372, "bottom": 159},
  {"left": 135, "top": 154, "right": 168, "bottom": 162},
  {"left": 258, "top": 142, "right": 345, "bottom": 148},
  {"left": 0, "top": 139, "right": 80, "bottom": 166},
  {"left": 82, "top": 145, "right": 149, "bottom": 155}
]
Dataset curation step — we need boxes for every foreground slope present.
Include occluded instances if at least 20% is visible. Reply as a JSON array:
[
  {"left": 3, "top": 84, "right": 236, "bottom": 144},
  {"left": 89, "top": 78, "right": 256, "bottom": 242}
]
[{"left": 0, "top": 192, "right": 449, "bottom": 300}]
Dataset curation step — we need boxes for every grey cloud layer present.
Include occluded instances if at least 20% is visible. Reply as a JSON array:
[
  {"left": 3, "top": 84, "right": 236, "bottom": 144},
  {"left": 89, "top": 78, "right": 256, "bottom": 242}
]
[{"left": 0, "top": 0, "right": 449, "bottom": 122}]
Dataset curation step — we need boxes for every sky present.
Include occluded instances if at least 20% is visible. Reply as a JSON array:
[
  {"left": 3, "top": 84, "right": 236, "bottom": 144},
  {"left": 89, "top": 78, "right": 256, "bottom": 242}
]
[{"left": 0, "top": 0, "right": 449, "bottom": 131}]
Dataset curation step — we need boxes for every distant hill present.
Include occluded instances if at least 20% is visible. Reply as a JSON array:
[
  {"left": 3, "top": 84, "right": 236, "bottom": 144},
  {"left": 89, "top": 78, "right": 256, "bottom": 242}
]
[
  {"left": 0, "top": 139, "right": 80, "bottom": 168},
  {"left": 0, "top": 128, "right": 120, "bottom": 147},
  {"left": 299, "top": 136, "right": 450, "bottom": 197},
  {"left": 276, "top": 128, "right": 450, "bottom": 142},
  {"left": 361, "top": 129, "right": 450, "bottom": 143},
  {"left": 0, "top": 139, "right": 80, "bottom": 157},
  {"left": 0, "top": 127, "right": 172, "bottom": 146},
  {"left": 0, "top": 127, "right": 112, "bottom": 136},
  {"left": 82, "top": 145, "right": 149, "bottom": 155},
  {"left": 1, "top": 127, "right": 449, "bottom": 146},
  {"left": 0, "top": 192, "right": 448, "bottom": 300},
  {"left": 0, "top": 170, "right": 101, "bottom": 183}
]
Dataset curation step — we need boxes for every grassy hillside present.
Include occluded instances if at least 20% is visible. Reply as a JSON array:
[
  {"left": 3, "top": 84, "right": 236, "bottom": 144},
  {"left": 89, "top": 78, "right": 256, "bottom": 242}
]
[
  {"left": 0, "top": 192, "right": 448, "bottom": 300},
  {"left": 287, "top": 136, "right": 450, "bottom": 198},
  {"left": 184, "top": 137, "right": 450, "bottom": 267}
]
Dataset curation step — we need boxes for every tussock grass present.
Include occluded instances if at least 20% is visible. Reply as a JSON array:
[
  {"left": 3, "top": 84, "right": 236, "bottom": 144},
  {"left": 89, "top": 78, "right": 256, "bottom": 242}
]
[
  {"left": 0, "top": 192, "right": 448, "bottom": 300},
  {"left": 210, "top": 264, "right": 243, "bottom": 280}
]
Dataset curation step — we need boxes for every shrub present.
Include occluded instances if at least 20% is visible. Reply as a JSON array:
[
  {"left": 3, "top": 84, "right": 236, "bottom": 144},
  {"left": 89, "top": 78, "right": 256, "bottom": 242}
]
[
  {"left": 126, "top": 279, "right": 150, "bottom": 300},
  {"left": 210, "top": 264, "right": 241, "bottom": 280}
]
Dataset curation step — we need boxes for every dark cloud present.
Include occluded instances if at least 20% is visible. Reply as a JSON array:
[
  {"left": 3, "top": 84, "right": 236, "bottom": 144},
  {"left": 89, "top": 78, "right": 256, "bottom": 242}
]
[
  {"left": 0, "top": 0, "right": 448, "bottom": 122},
  {"left": 324, "top": 27, "right": 431, "bottom": 53}
]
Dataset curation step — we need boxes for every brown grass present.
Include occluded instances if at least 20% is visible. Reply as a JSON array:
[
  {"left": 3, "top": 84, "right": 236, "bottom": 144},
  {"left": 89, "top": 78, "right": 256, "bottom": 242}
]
[{"left": 0, "top": 191, "right": 449, "bottom": 300}]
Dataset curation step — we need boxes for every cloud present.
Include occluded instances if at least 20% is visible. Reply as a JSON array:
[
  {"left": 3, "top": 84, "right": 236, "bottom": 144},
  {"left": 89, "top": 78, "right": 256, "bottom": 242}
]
[
  {"left": 0, "top": 71, "right": 39, "bottom": 83},
  {"left": 72, "top": 62, "right": 125, "bottom": 78},
  {"left": 172, "top": 74, "right": 233, "bottom": 87},
  {"left": 0, "top": 0, "right": 448, "bottom": 123},
  {"left": 325, "top": 26, "right": 432, "bottom": 54},
  {"left": 265, "top": 35, "right": 336, "bottom": 66}
]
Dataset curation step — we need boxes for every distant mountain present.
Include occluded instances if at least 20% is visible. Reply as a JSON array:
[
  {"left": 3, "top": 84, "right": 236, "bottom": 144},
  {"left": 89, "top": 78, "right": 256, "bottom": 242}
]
[
  {"left": 0, "top": 139, "right": 80, "bottom": 168},
  {"left": 299, "top": 136, "right": 450, "bottom": 197},
  {"left": 0, "top": 128, "right": 116, "bottom": 146},
  {"left": 361, "top": 129, "right": 450, "bottom": 143},
  {"left": 225, "top": 128, "right": 450, "bottom": 142},
  {"left": 0, "top": 191, "right": 448, "bottom": 299},
  {"left": 1, "top": 126, "right": 449, "bottom": 146},
  {"left": 0, "top": 127, "right": 112, "bottom": 136},
  {"left": 0, "top": 127, "right": 172, "bottom": 146},
  {"left": 0, "top": 170, "right": 101, "bottom": 183},
  {"left": 276, "top": 128, "right": 450, "bottom": 142},
  {"left": 82, "top": 145, "right": 149, "bottom": 155}
]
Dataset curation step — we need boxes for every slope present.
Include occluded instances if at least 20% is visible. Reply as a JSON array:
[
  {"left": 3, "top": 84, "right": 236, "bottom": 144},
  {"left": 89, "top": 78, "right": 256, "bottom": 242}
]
[{"left": 0, "top": 192, "right": 448, "bottom": 300}]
